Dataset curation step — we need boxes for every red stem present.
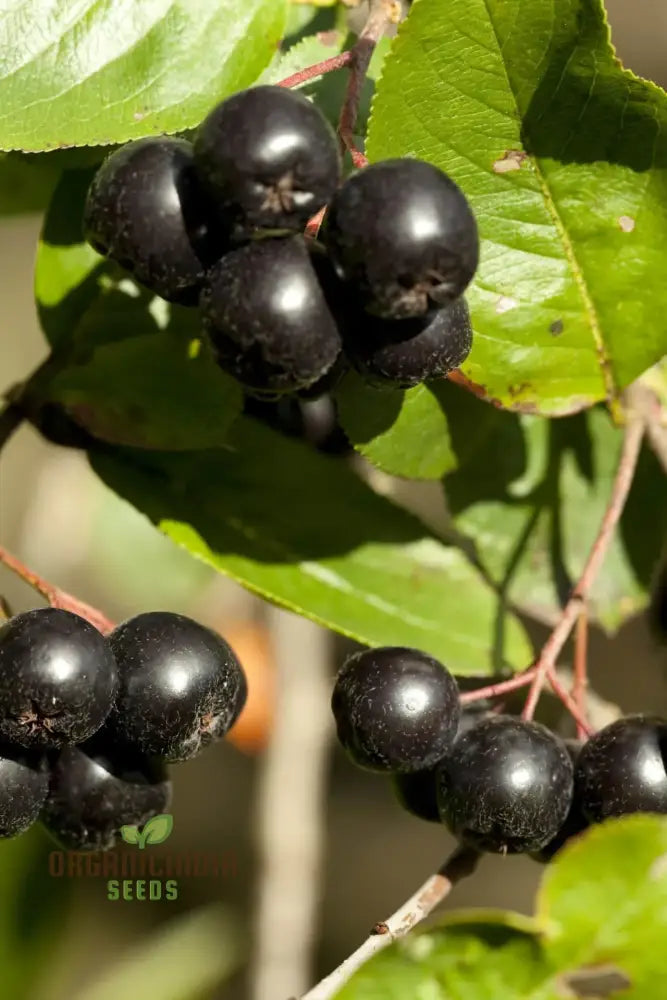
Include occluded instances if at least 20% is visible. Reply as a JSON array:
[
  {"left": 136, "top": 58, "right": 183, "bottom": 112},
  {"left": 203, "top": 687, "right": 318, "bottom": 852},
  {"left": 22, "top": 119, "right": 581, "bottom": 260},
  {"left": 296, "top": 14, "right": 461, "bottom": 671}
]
[
  {"left": 521, "top": 415, "right": 645, "bottom": 723},
  {"left": 276, "top": 51, "right": 354, "bottom": 90},
  {"left": 572, "top": 608, "right": 589, "bottom": 739},
  {"left": 0, "top": 544, "right": 115, "bottom": 635},
  {"left": 460, "top": 665, "right": 538, "bottom": 704}
]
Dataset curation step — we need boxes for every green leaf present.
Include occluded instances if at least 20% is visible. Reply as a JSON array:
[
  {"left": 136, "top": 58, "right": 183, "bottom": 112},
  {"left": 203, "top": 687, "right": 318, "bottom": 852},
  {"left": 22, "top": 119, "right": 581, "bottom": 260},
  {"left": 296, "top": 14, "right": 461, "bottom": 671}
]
[
  {"left": 339, "top": 818, "right": 667, "bottom": 998},
  {"left": 368, "top": 0, "right": 667, "bottom": 415},
  {"left": 42, "top": 293, "right": 242, "bottom": 450},
  {"left": 0, "top": 152, "right": 60, "bottom": 216},
  {"left": 334, "top": 372, "right": 457, "bottom": 480},
  {"left": 337, "top": 920, "right": 558, "bottom": 1000},
  {"left": 34, "top": 169, "right": 108, "bottom": 350},
  {"left": 0, "top": 0, "right": 287, "bottom": 152},
  {"left": 446, "top": 402, "right": 667, "bottom": 630},
  {"left": 91, "top": 418, "right": 533, "bottom": 676},
  {"left": 142, "top": 813, "right": 174, "bottom": 846},
  {"left": 538, "top": 816, "right": 667, "bottom": 993},
  {"left": 260, "top": 32, "right": 346, "bottom": 86},
  {"left": 119, "top": 825, "right": 141, "bottom": 846}
]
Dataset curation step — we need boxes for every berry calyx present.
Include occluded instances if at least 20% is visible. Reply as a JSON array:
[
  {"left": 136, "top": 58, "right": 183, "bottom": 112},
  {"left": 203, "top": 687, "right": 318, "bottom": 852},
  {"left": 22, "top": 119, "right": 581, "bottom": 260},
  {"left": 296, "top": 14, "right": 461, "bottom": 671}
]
[
  {"left": 321, "top": 158, "right": 479, "bottom": 319},
  {"left": 194, "top": 85, "right": 340, "bottom": 234},
  {"left": 331, "top": 646, "right": 460, "bottom": 773},
  {"left": 0, "top": 746, "right": 48, "bottom": 838},
  {"left": 40, "top": 735, "right": 171, "bottom": 851},
  {"left": 84, "top": 137, "right": 221, "bottom": 304},
  {"left": 436, "top": 715, "right": 574, "bottom": 854},
  {"left": 574, "top": 715, "right": 667, "bottom": 822},
  {"left": 0, "top": 608, "right": 118, "bottom": 749},
  {"left": 107, "top": 612, "right": 247, "bottom": 762},
  {"left": 344, "top": 297, "right": 473, "bottom": 388},
  {"left": 200, "top": 236, "right": 342, "bottom": 394}
]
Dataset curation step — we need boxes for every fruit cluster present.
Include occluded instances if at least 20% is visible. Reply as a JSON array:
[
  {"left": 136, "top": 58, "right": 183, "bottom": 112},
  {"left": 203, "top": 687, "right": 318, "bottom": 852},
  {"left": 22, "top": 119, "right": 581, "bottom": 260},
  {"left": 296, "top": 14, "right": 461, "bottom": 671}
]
[
  {"left": 0, "top": 607, "right": 246, "bottom": 850},
  {"left": 84, "top": 85, "right": 479, "bottom": 396},
  {"left": 332, "top": 647, "right": 667, "bottom": 858}
]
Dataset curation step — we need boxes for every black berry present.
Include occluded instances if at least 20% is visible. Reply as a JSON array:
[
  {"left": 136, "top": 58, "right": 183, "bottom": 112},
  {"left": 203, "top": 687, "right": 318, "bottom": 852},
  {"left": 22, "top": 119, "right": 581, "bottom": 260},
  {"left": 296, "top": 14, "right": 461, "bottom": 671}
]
[
  {"left": 194, "top": 85, "right": 340, "bottom": 234},
  {"left": 0, "top": 608, "right": 118, "bottom": 749},
  {"left": 84, "top": 137, "right": 221, "bottom": 304},
  {"left": 41, "top": 735, "right": 170, "bottom": 851},
  {"left": 344, "top": 297, "right": 473, "bottom": 388},
  {"left": 436, "top": 715, "right": 574, "bottom": 854},
  {"left": 108, "top": 612, "right": 247, "bottom": 762},
  {"left": 321, "top": 158, "right": 479, "bottom": 319},
  {"left": 244, "top": 393, "right": 350, "bottom": 455},
  {"left": 0, "top": 746, "right": 48, "bottom": 838},
  {"left": 331, "top": 646, "right": 460, "bottom": 773},
  {"left": 574, "top": 715, "right": 667, "bottom": 822},
  {"left": 531, "top": 740, "right": 588, "bottom": 862},
  {"left": 201, "top": 236, "right": 342, "bottom": 394},
  {"left": 391, "top": 707, "right": 492, "bottom": 824},
  {"left": 392, "top": 767, "right": 441, "bottom": 823}
]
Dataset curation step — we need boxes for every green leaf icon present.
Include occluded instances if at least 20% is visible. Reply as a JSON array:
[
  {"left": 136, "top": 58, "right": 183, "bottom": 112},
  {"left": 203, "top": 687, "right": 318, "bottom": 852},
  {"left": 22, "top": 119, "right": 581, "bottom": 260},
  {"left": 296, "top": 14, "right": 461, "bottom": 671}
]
[
  {"left": 120, "top": 825, "right": 141, "bottom": 846},
  {"left": 141, "top": 813, "right": 174, "bottom": 847}
]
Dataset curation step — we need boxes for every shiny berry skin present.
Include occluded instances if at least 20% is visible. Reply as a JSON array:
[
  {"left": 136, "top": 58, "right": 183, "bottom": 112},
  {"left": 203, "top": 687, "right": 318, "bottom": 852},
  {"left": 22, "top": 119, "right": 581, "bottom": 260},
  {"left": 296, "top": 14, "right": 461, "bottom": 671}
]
[
  {"left": 321, "top": 158, "right": 479, "bottom": 319},
  {"left": 194, "top": 85, "right": 340, "bottom": 234},
  {"left": 40, "top": 735, "right": 170, "bottom": 851},
  {"left": 531, "top": 740, "right": 588, "bottom": 863},
  {"left": 0, "top": 746, "right": 48, "bottom": 838},
  {"left": 201, "top": 236, "right": 342, "bottom": 395},
  {"left": 107, "top": 612, "right": 247, "bottom": 762},
  {"left": 574, "top": 715, "right": 667, "bottom": 822},
  {"left": 391, "top": 707, "right": 491, "bottom": 823},
  {"left": 436, "top": 715, "right": 574, "bottom": 854},
  {"left": 0, "top": 608, "right": 118, "bottom": 750},
  {"left": 84, "top": 137, "right": 221, "bottom": 304},
  {"left": 344, "top": 297, "right": 473, "bottom": 388},
  {"left": 331, "top": 647, "right": 461, "bottom": 773}
]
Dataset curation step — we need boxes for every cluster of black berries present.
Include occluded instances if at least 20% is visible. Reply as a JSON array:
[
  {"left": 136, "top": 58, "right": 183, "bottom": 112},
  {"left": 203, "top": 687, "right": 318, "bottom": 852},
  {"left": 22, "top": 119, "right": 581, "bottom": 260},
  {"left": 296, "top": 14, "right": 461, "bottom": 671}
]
[
  {"left": 332, "top": 647, "right": 667, "bottom": 858},
  {"left": 0, "top": 607, "right": 246, "bottom": 850},
  {"left": 84, "top": 85, "right": 479, "bottom": 396}
]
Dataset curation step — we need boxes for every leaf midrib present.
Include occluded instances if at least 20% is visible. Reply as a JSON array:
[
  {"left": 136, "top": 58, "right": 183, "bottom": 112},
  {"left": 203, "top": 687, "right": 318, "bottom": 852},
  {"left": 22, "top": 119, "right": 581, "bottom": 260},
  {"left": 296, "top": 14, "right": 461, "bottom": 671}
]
[{"left": 480, "top": 0, "right": 618, "bottom": 404}]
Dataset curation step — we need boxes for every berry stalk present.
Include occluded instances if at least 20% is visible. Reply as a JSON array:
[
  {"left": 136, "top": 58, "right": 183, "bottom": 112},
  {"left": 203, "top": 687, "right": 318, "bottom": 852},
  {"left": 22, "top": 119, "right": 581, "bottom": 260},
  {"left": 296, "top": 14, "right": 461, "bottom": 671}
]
[
  {"left": 338, "top": 0, "right": 397, "bottom": 167},
  {"left": 300, "top": 844, "right": 479, "bottom": 1000},
  {"left": 521, "top": 412, "right": 646, "bottom": 723},
  {"left": 277, "top": 51, "right": 354, "bottom": 90},
  {"left": 572, "top": 609, "right": 590, "bottom": 739},
  {"left": 0, "top": 543, "right": 115, "bottom": 635}
]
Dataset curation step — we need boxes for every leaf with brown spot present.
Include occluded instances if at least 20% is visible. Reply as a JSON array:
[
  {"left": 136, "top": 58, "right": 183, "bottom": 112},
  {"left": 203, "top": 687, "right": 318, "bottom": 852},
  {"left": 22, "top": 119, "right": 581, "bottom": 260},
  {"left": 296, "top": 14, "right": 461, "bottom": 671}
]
[{"left": 368, "top": 0, "right": 667, "bottom": 415}]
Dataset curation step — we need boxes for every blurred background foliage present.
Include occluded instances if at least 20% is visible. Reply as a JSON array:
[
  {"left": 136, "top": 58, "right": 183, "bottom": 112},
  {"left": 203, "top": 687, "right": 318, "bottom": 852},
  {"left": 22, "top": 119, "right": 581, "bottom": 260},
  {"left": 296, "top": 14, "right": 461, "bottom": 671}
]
[{"left": 0, "top": 2, "right": 666, "bottom": 999}]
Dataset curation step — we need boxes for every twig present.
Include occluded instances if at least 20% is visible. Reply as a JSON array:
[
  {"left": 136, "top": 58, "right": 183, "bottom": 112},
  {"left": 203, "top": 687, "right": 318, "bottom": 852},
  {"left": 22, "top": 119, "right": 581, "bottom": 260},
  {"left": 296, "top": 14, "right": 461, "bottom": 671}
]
[
  {"left": 555, "top": 666, "right": 622, "bottom": 732},
  {"left": 460, "top": 664, "right": 592, "bottom": 734},
  {"left": 252, "top": 609, "right": 332, "bottom": 1000},
  {"left": 277, "top": 51, "right": 354, "bottom": 90},
  {"left": 521, "top": 414, "right": 646, "bottom": 722},
  {"left": 338, "top": 0, "right": 395, "bottom": 165},
  {"left": 545, "top": 669, "right": 592, "bottom": 737},
  {"left": 300, "top": 845, "right": 479, "bottom": 1000},
  {"left": 460, "top": 664, "right": 538, "bottom": 704},
  {"left": 572, "top": 609, "right": 589, "bottom": 739},
  {"left": 0, "top": 544, "right": 115, "bottom": 634}
]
